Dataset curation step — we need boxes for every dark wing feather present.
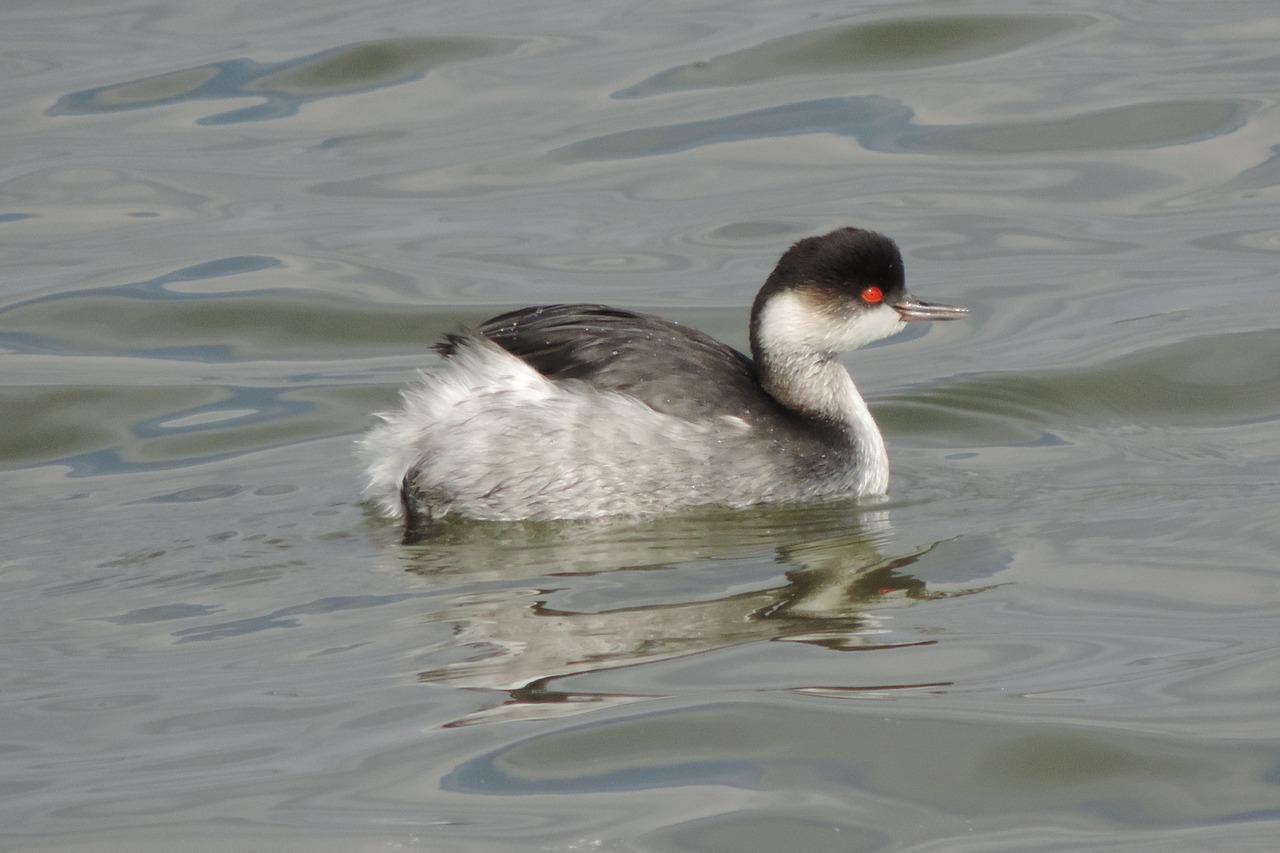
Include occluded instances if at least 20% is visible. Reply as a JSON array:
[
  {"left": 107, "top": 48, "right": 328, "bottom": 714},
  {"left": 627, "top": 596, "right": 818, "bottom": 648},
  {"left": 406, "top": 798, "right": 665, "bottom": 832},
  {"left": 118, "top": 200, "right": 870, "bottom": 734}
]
[{"left": 440, "top": 304, "right": 768, "bottom": 419}]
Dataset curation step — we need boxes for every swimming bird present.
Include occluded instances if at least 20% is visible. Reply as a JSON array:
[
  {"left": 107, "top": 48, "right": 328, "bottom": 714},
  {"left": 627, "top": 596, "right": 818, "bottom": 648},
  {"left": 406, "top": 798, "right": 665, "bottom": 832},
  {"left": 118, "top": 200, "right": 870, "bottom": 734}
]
[{"left": 360, "top": 227, "right": 967, "bottom": 532}]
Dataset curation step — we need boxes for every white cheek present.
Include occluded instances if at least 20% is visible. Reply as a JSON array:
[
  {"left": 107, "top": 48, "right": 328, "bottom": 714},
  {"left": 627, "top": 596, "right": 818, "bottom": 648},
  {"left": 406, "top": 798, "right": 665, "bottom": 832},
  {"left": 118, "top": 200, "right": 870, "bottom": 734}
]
[
  {"left": 829, "top": 302, "right": 905, "bottom": 350},
  {"left": 758, "top": 292, "right": 905, "bottom": 354}
]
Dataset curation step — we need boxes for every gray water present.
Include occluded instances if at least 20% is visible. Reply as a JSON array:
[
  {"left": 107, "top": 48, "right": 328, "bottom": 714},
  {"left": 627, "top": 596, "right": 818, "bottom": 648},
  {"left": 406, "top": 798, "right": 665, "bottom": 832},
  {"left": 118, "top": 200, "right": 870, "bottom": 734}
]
[{"left": 3, "top": 0, "right": 1280, "bottom": 850}]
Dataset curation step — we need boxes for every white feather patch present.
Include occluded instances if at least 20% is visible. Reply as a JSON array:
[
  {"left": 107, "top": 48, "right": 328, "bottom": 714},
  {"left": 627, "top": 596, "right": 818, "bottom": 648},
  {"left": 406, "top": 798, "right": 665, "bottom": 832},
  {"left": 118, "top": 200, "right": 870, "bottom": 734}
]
[{"left": 756, "top": 291, "right": 904, "bottom": 355}]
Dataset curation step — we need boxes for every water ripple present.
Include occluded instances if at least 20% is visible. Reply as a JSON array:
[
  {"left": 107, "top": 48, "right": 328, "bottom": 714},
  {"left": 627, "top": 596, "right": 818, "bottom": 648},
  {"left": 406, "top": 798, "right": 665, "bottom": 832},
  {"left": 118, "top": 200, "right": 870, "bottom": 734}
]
[
  {"left": 553, "top": 96, "right": 1251, "bottom": 162},
  {"left": 880, "top": 329, "right": 1280, "bottom": 446},
  {"left": 617, "top": 15, "right": 1088, "bottom": 97},
  {"left": 48, "top": 37, "right": 516, "bottom": 125}
]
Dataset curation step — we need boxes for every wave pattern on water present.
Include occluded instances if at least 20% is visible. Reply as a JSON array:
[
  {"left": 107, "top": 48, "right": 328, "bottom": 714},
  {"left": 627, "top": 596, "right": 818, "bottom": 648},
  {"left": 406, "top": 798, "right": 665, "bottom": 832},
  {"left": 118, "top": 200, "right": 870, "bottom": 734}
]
[
  {"left": 555, "top": 96, "right": 1252, "bottom": 162},
  {"left": 5, "top": 0, "right": 1280, "bottom": 850},
  {"left": 616, "top": 15, "right": 1090, "bottom": 97},
  {"left": 880, "top": 329, "right": 1280, "bottom": 447},
  {"left": 47, "top": 37, "right": 517, "bottom": 125}
]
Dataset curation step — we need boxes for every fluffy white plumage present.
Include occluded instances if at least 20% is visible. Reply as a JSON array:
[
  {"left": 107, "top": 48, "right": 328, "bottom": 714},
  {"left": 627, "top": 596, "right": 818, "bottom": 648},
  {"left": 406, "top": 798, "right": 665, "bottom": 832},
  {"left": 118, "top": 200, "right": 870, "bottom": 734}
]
[{"left": 360, "top": 336, "right": 780, "bottom": 522}]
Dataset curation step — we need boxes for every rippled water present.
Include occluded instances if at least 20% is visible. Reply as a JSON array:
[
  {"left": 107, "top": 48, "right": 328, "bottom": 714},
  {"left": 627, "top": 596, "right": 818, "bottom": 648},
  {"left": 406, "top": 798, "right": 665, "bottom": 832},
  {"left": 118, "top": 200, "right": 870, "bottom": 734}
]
[{"left": 4, "top": 0, "right": 1280, "bottom": 850}]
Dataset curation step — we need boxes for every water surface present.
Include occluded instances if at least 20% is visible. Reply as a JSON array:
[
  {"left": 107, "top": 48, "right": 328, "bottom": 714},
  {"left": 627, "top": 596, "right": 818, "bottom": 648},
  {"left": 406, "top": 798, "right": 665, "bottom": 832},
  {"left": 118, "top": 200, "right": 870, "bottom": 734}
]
[{"left": 3, "top": 0, "right": 1280, "bottom": 850}]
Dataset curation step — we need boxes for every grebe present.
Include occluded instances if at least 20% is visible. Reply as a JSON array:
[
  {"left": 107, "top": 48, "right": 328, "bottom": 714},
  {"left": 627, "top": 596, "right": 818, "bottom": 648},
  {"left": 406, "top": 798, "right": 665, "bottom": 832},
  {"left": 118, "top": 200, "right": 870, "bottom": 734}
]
[{"left": 360, "top": 228, "right": 967, "bottom": 531}]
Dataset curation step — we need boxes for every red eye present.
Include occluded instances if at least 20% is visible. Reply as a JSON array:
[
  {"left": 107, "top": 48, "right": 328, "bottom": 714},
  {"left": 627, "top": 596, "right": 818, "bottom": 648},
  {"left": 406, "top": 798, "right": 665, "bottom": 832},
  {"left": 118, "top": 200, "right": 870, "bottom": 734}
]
[{"left": 861, "top": 286, "right": 883, "bottom": 304}]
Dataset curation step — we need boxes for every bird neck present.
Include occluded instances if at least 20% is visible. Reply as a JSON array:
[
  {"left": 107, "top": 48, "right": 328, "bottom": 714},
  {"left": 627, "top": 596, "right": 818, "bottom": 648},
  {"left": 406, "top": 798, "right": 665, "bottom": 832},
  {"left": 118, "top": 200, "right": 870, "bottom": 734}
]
[
  {"left": 755, "top": 349, "right": 889, "bottom": 494},
  {"left": 749, "top": 288, "right": 893, "bottom": 493}
]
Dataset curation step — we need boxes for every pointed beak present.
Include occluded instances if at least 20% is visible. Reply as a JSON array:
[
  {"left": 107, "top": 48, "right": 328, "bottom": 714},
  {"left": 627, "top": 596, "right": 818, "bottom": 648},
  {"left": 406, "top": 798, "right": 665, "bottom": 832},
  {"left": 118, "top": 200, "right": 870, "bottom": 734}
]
[{"left": 892, "top": 293, "right": 969, "bottom": 322}]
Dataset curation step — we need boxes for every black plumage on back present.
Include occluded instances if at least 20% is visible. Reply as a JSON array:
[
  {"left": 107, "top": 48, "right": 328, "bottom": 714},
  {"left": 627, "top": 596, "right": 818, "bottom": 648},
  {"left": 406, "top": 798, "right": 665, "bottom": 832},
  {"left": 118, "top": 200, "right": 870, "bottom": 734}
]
[{"left": 438, "top": 304, "right": 769, "bottom": 420}]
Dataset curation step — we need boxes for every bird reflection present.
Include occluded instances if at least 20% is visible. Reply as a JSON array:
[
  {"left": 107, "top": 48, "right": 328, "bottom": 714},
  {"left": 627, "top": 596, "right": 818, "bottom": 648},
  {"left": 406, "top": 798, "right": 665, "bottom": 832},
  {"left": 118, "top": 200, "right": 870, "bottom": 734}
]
[{"left": 391, "top": 501, "right": 993, "bottom": 723}]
